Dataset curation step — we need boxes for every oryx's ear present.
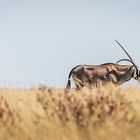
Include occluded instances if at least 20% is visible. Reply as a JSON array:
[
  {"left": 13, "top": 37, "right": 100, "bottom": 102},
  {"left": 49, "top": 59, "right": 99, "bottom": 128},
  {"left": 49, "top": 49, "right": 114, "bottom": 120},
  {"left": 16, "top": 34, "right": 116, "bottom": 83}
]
[{"left": 138, "top": 71, "right": 140, "bottom": 77}]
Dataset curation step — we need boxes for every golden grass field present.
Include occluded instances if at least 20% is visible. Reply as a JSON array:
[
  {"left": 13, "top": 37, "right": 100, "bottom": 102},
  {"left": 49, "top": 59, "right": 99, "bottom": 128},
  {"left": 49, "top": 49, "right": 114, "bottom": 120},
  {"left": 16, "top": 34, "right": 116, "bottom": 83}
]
[{"left": 0, "top": 85, "right": 140, "bottom": 140}]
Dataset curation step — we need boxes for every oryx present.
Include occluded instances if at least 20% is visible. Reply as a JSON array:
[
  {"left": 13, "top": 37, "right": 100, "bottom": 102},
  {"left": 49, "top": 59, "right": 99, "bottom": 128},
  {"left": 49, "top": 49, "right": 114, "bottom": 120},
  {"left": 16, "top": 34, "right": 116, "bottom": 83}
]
[{"left": 65, "top": 40, "right": 140, "bottom": 93}]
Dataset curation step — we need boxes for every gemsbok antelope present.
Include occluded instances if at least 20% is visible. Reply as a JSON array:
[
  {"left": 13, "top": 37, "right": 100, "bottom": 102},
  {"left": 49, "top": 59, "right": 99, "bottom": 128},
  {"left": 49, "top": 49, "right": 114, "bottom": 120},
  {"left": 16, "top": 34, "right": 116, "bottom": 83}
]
[{"left": 65, "top": 40, "right": 140, "bottom": 93}]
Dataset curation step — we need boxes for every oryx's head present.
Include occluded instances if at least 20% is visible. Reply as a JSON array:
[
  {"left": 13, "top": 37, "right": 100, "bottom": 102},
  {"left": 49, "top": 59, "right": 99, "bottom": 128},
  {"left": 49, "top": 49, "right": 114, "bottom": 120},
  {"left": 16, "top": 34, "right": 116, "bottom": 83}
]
[
  {"left": 115, "top": 40, "right": 140, "bottom": 82},
  {"left": 133, "top": 66, "right": 140, "bottom": 81}
]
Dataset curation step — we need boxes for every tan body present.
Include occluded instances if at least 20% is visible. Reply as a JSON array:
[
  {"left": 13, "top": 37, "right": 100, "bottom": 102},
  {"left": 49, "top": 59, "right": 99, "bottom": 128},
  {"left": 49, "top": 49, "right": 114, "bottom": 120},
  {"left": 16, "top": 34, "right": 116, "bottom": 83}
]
[
  {"left": 65, "top": 40, "right": 140, "bottom": 93},
  {"left": 65, "top": 63, "right": 137, "bottom": 92}
]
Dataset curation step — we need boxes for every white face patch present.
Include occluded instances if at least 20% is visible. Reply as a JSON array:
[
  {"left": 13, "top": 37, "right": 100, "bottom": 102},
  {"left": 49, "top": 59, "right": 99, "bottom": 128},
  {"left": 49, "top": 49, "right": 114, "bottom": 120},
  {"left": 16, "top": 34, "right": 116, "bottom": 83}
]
[{"left": 133, "top": 67, "right": 138, "bottom": 79}]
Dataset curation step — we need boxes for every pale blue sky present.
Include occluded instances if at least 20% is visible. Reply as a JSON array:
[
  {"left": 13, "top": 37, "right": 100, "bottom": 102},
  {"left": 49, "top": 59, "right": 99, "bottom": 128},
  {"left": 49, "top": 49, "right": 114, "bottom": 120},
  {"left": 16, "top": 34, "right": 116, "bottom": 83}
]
[{"left": 0, "top": 0, "right": 140, "bottom": 87}]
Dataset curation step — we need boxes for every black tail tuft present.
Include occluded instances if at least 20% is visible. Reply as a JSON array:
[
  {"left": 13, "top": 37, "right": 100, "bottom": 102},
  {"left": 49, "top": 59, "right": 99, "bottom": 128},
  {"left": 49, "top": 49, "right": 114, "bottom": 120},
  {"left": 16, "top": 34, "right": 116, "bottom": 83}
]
[
  {"left": 65, "top": 79, "right": 71, "bottom": 94},
  {"left": 65, "top": 65, "right": 81, "bottom": 94}
]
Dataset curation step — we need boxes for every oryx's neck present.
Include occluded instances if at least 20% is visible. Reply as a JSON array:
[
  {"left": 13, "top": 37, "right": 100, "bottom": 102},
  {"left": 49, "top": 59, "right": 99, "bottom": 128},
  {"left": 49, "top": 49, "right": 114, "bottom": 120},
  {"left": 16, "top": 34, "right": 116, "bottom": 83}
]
[{"left": 119, "top": 66, "right": 135, "bottom": 83}]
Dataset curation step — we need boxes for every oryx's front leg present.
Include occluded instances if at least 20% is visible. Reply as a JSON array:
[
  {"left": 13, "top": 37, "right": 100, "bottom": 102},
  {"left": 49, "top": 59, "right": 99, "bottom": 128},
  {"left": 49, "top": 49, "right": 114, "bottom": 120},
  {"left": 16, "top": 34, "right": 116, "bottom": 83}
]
[{"left": 108, "top": 73, "right": 117, "bottom": 84}]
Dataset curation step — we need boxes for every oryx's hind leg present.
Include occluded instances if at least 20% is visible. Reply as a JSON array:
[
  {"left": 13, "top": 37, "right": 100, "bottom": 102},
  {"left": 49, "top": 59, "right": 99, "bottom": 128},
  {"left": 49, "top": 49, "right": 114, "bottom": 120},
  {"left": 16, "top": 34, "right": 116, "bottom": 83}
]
[
  {"left": 75, "top": 84, "right": 82, "bottom": 90},
  {"left": 73, "top": 77, "right": 84, "bottom": 91},
  {"left": 95, "top": 79, "right": 103, "bottom": 87}
]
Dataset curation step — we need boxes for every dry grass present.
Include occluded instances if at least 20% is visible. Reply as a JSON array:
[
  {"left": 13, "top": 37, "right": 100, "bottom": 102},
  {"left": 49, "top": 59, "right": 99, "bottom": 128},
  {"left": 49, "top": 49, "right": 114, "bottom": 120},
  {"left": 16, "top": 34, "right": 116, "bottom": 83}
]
[{"left": 0, "top": 85, "right": 140, "bottom": 140}]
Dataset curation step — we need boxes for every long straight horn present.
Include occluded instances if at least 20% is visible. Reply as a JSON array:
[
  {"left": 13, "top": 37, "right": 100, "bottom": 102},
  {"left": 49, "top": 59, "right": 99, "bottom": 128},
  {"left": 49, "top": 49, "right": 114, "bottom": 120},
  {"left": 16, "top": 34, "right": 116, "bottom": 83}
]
[{"left": 115, "top": 40, "right": 134, "bottom": 62}]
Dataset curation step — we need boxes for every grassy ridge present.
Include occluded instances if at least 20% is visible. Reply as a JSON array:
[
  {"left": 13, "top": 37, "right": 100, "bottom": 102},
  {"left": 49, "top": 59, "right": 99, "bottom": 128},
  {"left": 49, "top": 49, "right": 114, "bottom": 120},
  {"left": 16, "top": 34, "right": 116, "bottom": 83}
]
[{"left": 0, "top": 85, "right": 140, "bottom": 140}]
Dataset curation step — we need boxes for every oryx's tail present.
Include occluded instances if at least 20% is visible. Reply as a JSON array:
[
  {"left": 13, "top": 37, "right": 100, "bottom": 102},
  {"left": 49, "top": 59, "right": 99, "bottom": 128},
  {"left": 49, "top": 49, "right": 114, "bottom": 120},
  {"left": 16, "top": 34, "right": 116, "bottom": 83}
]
[
  {"left": 65, "top": 65, "right": 80, "bottom": 93},
  {"left": 65, "top": 74, "right": 72, "bottom": 93}
]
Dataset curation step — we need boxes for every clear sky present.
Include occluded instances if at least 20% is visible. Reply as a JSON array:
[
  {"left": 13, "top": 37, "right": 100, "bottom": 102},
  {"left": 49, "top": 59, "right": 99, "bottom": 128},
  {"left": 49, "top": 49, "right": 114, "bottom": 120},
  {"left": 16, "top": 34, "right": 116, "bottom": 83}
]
[{"left": 0, "top": 0, "right": 140, "bottom": 87}]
